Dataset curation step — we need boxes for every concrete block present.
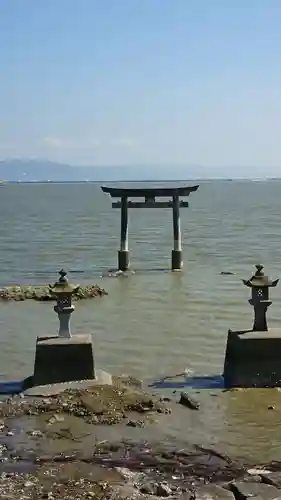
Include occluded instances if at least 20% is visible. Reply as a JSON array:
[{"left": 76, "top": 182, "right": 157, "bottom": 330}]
[
  {"left": 24, "top": 369, "right": 112, "bottom": 397},
  {"left": 33, "top": 334, "right": 95, "bottom": 386},
  {"left": 224, "top": 328, "right": 281, "bottom": 388}
]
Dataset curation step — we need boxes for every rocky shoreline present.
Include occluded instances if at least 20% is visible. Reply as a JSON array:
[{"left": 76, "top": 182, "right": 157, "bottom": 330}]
[
  {"left": 0, "top": 283, "right": 107, "bottom": 301},
  {"left": 0, "top": 377, "right": 281, "bottom": 499}
]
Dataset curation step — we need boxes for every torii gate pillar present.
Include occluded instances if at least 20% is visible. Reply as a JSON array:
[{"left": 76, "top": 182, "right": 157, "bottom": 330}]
[
  {"left": 118, "top": 195, "right": 129, "bottom": 271},
  {"left": 171, "top": 195, "right": 183, "bottom": 271}
]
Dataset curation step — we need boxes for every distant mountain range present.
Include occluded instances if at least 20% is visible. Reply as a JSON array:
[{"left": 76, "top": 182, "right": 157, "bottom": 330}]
[
  {"left": 0, "top": 158, "right": 276, "bottom": 182},
  {"left": 0, "top": 159, "right": 229, "bottom": 182}
]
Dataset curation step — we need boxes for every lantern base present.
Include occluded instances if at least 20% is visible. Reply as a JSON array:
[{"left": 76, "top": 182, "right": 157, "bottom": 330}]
[
  {"left": 224, "top": 328, "right": 281, "bottom": 388},
  {"left": 33, "top": 334, "right": 95, "bottom": 386}
]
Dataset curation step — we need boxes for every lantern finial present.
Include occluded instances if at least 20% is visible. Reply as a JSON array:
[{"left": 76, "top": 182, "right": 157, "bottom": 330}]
[
  {"left": 58, "top": 269, "right": 68, "bottom": 283},
  {"left": 255, "top": 264, "right": 264, "bottom": 275}
]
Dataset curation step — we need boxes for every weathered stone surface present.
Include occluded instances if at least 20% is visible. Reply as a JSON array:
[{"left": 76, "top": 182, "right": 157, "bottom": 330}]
[
  {"left": 262, "top": 473, "right": 281, "bottom": 489},
  {"left": 231, "top": 481, "right": 281, "bottom": 499},
  {"left": 0, "top": 283, "right": 107, "bottom": 301},
  {"left": 195, "top": 484, "right": 235, "bottom": 499},
  {"left": 238, "top": 474, "right": 262, "bottom": 483}
]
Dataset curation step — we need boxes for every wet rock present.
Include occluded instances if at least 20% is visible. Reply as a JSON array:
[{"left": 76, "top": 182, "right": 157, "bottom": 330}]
[
  {"left": 126, "top": 419, "right": 145, "bottom": 427},
  {"left": 47, "top": 413, "right": 65, "bottom": 425},
  {"left": 0, "top": 383, "right": 168, "bottom": 426},
  {"left": 195, "top": 485, "right": 235, "bottom": 499},
  {"left": 239, "top": 474, "right": 262, "bottom": 483},
  {"left": 114, "top": 467, "right": 138, "bottom": 482},
  {"left": 262, "top": 472, "right": 281, "bottom": 489},
  {"left": 179, "top": 392, "right": 200, "bottom": 410},
  {"left": 140, "top": 482, "right": 158, "bottom": 495},
  {"left": 230, "top": 481, "right": 281, "bottom": 499},
  {"left": 0, "top": 444, "right": 7, "bottom": 454},
  {"left": 156, "top": 482, "right": 173, "bottom": 496},
  {"left": 113, "top": 375, "right": 143, "bottom": 389},
  {"left": 0, "top": 283, "right": 108, "bottom": 302}
]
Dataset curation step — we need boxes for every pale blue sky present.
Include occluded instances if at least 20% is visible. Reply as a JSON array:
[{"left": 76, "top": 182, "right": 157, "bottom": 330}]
[{"left": 1, "top": 0, "right": 281, "bottom": 174}]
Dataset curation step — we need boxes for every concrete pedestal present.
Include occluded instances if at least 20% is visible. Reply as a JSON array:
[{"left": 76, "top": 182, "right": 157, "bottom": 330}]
[
  {"left": 118, "top": 250, "right": 129, "bottom": 271},
  {"left": 171, "top": 250, "right": 183, "bottom": 271},
  {"left": 33, "top": 334, "right": 95, "bottom": 386},
  {"left": 224, "top": 328, "right": 281, "bottom": 388}
]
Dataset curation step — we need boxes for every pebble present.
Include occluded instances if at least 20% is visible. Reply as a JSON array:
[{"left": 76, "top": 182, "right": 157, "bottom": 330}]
[
  {"left": 48, "top": 414, "right": 64, "bottom": 425},
  {"left": 248, "top": 468, "right": 272, "bottom": 475},
  {"left": 268, "top": 405, "right": 276, "bottom": 410},
  {"left": 126, "top": 419, "right": 145, "bottom": 428},
  {"left": 31, "top": 430, "right": 43, "bottom": 437},
  {"left": 115, "top": 467, "right": 140, "bottom": 482},
  {"left": 24, "top": 481, "right": 34, "bottom": 488}
]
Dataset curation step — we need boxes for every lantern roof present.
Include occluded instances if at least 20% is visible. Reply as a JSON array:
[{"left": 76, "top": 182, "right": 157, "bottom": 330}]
[
  {"left": 49, "top": 269, "right": 79, "bottom": 295},
  {"left": 242, "top": 264, "right": 279, "bottom": 288}
]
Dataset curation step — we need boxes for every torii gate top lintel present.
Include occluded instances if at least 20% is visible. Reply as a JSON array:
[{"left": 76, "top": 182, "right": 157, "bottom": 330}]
[{"left": 101, "top": 185, "right": 199, "bottom": 198}]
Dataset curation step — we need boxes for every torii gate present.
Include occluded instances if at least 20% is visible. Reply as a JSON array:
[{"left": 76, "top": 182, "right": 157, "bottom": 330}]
[{"left": 101, "top": 185, "right": 199, "bottom": 271}]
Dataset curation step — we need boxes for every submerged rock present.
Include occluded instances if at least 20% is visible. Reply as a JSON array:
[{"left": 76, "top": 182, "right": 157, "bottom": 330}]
[{"left": 0, "top": 283, "right": 107, "bottom": 302}]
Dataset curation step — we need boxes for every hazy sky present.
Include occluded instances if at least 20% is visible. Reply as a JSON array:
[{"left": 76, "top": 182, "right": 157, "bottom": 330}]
[{"left": 1, "top": 0, "right": 281, "bottom": 173}]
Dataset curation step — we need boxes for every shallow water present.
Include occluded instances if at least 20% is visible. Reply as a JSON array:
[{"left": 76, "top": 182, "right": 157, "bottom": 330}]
[{"left": 1, "top": 179, "right": 281, "bottom": 460}]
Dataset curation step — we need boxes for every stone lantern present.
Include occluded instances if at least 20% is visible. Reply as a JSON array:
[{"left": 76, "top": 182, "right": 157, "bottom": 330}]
[
  {"left": 49, "top": 269, "right": 79, "bottom": 338},
  {"left": 223, "top": 264, "right": 280, "bottom": 388},
  {"left": 32, "top": 269, "right": 96, "bottom": 387},
  {"left": 242, "top": 264, "right": 279, "bottom": 332}
]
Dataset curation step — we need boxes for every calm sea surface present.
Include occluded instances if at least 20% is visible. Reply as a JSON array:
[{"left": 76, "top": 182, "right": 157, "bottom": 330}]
[{"left": 1, "top": 179, "right": 281, "bottom": 462}]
